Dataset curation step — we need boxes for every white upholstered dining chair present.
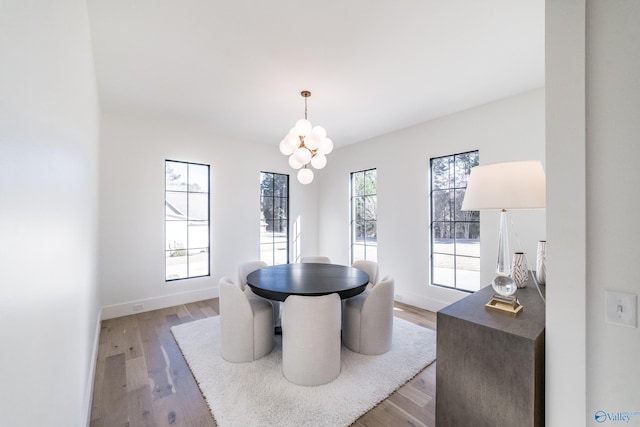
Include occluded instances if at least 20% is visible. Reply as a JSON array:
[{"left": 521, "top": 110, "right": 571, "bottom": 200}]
[
  {"left": 219, "top": 276, "right": 274, "bottom": 363},
  {"left": 237, "top": 260, "right": 267, "bottom": 296},
  {"left": 342, "top": 276, "right": 395, "bottom": 355},
  {"left": 281, "top": 292, "right": 342, "bottom": 386},
  {"left": 300, "top": 256, "right": 331, "bottom": 264},
  {"left": 238, "top": 260, "right": 280, "bottom": 325},
  {"left": 351, "top": 259, "right": 379, "bottom": 289}
]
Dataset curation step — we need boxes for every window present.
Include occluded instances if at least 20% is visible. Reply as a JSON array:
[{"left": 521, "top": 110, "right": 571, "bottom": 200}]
[
  {"left": 351, "top": 168, "right": 377, "bottom": 263},
  {"left": 165, "top": 160, "right": 210, "bottom": 281},
  {"left": 430, "top": 151, "right": 480, "bottom": 292},
  {"left": 260, "top": 172, "right": 289, "bottom": 265}
]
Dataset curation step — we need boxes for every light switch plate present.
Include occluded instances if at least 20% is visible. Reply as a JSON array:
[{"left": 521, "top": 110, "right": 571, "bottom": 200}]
[{"left": 605, "top": 291, "right": 637, "bottom": 328}]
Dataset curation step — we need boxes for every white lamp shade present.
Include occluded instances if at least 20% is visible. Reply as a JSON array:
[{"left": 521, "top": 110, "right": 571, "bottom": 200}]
[
  {"left": 288, "top": 154, "right": 303, "bottom": 169},
  {"left": 461, "top": 160, "right": 546, "bottom": 211},
  {"left": 297, "top": 167, "right": 314, "bottom": 184},
  {"left": 310, "top": 153, "right": 327, "bottom": 169}
]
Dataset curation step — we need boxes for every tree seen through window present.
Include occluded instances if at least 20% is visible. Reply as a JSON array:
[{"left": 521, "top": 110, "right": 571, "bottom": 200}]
[
  {"left": 351, "top": 169, "right": 377, "bottom": 262},
  {"left": 430, "top": 151, "right": 480, "bottom": 291}
]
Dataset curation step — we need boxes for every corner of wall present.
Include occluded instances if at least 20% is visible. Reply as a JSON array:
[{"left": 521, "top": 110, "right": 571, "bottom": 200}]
[{"left": 83, "top": 307, "right": 102, "bottom": 427}]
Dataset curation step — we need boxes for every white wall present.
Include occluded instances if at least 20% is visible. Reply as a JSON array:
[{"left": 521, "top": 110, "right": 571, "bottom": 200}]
[
  {"left": 585, "top": 0, "right": 640, "bottom": 424},
  {"left": 0, "top": 1, "right": 101, "bottom": 426},
  {"left": 545, "top": 1, "right": 587, "bottom": 424},
  {"left": 99, "top": 111, "right": 319, "bottom": 318},
  {"left": 318, "top": 89, "right": 546, "bottom": 311},
  {"left": 547, "top": 1, "right": 640, "bottom": 425}
]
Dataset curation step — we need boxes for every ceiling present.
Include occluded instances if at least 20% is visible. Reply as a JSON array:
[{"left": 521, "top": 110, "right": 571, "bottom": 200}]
[{"left": 87, "top": 0, "right": 544, "bottom": 148}]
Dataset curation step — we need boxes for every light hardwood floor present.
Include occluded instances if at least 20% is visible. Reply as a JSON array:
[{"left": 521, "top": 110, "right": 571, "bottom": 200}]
[{"left": 90, "top": 300, "right": 437, "bottom": 427}]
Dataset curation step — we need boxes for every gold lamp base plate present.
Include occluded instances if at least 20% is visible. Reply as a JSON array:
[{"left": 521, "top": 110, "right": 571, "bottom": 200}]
[{"left": 485, "top": 295, "right": 523, "bottom": 316}]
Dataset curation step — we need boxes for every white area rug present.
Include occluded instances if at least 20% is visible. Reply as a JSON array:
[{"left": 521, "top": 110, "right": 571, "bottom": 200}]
[{"left": 171, "top": 316, "right": 436, "bottom": 427}]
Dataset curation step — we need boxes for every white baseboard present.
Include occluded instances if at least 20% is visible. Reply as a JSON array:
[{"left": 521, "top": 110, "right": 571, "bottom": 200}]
[
  {"left": 395, "top": 291, "right": 464, "bottom": 313},
  {"left": 101, "top": 286, "right": 219, "bottom": 320},
  {"left": 83, "top": 308, "right": 102, "bottom": 427}
]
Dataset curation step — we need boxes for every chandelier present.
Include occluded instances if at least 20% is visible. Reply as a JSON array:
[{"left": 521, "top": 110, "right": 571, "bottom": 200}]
[{"left": 279, "top": 90, "right": 334, "bottom": 184}]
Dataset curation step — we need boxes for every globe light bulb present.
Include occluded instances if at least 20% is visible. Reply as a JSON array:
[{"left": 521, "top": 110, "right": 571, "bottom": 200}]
[
  {"left": 318, "top": 137, "right": 334, "bottom": 155},
  {"left": 310, "top": 153, "right": 327, "bottom": 169},
  {"left": 288, "top": 154, "right": 303, "bottom": 169},
  {"left": 312, "top": 125, "right": 327, "bottom": 139},
  {"left": 295, "top": 119, "right": 312, "bottom": 137},
  {"left": 304, "top": 132, "right": 321, "bottom": 150},
  {"left": 285, "top": 133, "right": 300, "bottom": 152},
  {"left": 297, "top": 167, "right": 314, "bottom": 185},
  {"left": 294, "top": 147, "right": 312, "bottom": 165},
  {"left": 279, "top": 139, "right": 293, "bottom": 155}
]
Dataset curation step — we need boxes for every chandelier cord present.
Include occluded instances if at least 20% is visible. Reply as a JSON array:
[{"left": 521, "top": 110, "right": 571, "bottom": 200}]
[{"left": 304, "top": 96, "right": 308, "bottom": 120}]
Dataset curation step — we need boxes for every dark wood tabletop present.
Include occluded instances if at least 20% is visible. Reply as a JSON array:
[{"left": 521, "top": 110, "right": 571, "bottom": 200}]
[{"left": 246, "top": 263, "right": 370, "bottom": 301}]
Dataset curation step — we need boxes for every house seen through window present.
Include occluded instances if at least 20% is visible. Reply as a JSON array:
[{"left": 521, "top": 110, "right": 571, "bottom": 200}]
[
  {"left": 430, "top": 151, "right": 480, "bottom": 292},
  {"left": 165, "top": 160, "right": 210, "bottom": 281}
]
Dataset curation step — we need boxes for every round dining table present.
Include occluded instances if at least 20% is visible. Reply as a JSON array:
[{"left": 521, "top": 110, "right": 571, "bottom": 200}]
[{"left": 246, "top": 263, "right": 370, "bottom": 302}]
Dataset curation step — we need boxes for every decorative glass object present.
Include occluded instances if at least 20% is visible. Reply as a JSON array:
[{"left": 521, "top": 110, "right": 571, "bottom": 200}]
[
  {"left": 492, "top": 209, "right": 517, "bottom": 298},
  {"left": 536, "top": 240, "right": 546, "bottom": 285},
  {"left": 512, "top": 252, "right": 529, "bottom": 288}
]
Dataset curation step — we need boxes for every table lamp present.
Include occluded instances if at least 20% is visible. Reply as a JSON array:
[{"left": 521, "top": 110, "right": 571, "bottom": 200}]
[{"left": 461, "top": 160, "right": 546, "bottom": 315}]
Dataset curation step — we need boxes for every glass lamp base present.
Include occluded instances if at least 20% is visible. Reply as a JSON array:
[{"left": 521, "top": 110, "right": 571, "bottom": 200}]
[
  {"left": 492, "top": 274, "right": 517, "bottom": 298},
  {"left": 486, "top": 275, "right": 523, "bottom": 316}
]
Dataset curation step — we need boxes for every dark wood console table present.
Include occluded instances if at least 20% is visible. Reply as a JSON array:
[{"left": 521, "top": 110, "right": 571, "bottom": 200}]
[{"left": 436, "top": 274, "right": 545, "bottom": 426}]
